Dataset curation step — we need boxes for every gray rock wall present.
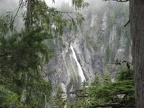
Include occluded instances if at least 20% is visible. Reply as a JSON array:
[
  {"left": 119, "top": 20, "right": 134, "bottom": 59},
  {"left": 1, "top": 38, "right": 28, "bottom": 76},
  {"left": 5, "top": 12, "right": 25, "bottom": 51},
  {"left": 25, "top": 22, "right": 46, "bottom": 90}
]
[{"left": 46, "top": 0, "right": 131, "bottom": 105}]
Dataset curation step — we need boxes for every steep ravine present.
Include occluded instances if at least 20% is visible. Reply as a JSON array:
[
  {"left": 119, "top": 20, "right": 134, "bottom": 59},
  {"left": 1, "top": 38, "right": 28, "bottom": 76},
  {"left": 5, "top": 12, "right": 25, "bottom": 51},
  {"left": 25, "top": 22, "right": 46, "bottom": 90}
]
[{"left": 46, "top": 0, "right": 131, "bottom": 106}]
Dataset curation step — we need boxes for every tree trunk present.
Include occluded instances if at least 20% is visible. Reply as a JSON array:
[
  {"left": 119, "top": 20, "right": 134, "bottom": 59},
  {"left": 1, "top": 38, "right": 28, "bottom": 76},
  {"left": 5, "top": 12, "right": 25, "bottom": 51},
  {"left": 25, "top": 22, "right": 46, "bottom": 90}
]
[
  {"left": 25, "top": 0, "right": 36, "bottom": 28},
  {"left": 20, "top": 0, "right": 36, "bottom": 107},
  {"left": 20, "top": 73, "right": 28, "bottom": 108},
  {"left": 130, "top": 0, "right": 144, "bottom": 107}
]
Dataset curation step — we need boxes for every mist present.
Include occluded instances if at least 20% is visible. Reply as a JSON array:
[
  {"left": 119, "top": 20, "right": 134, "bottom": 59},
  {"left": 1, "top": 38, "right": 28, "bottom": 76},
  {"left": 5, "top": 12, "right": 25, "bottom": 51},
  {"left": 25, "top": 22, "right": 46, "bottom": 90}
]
[
  {"left": 0, "top": 0, "right": 128, "bottom": 31},
  {"left": 0, "top": 0, "right": 19, "bottom": 15}
]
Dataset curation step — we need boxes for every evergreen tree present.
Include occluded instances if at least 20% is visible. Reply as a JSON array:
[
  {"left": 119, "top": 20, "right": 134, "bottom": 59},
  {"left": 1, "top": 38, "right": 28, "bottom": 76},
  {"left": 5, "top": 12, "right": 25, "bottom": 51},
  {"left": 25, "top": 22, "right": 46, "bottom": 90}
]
[
  {"left": 88, "top": 69, "right": 134, "bottom": 107},
  {"left": 50, "top": 86, "right": 66, "bottom": 108},
  {"left": 0, "top": 0, "right": 87, "bottom": 107},
  {"left": 103, "top": 70, "right": 111, "bottom": 86}
]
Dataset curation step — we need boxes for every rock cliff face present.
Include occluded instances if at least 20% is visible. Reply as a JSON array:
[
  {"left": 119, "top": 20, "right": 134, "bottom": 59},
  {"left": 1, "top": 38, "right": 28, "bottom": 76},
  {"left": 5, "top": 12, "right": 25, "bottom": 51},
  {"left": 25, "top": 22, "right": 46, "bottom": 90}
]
[
  {"left": 46, "top": 0, "right": 131, "bottom": 103},
  {"left": 0, "top": 0, "right": 131, "bottom": 106}
]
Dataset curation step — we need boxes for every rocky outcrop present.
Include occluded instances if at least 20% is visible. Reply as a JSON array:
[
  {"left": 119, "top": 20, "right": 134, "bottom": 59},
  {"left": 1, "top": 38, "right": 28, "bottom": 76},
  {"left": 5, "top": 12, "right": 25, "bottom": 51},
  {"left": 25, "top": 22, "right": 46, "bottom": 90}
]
[{"left": 46, "top": 0, "right": 131, "bottom": 105}]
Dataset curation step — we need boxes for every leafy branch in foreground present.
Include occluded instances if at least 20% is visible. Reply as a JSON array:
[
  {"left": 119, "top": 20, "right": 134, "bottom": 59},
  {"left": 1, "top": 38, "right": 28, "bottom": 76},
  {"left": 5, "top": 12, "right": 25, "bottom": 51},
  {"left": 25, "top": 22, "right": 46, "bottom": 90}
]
[
  {"left": 88, "top": 69, "right": 135, "bottom": 108},
  {"left": 0, "top": 0, "right": 87, "bottom": 107},
  {"left": 0, "top": 15, "right": 52, "bottom": 107}
]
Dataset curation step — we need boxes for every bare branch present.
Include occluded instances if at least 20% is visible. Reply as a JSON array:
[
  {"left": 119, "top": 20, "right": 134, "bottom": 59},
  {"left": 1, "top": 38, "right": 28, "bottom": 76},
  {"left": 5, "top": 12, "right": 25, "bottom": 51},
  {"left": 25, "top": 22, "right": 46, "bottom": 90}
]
[
  {"left": 69, "top": 89, "right": 88, "bottom": 97},
  {"left": 89, "top": 103, "right": 134, "bottom": 108},
  {"left": 10, "top": 0, "right": 24, "bottom": 29},
  {"left": 124, "top": 19, "right": 130, "bottom": 27},
  {"left": 104, "top": 0, "right": 129, "bottom": 2}
]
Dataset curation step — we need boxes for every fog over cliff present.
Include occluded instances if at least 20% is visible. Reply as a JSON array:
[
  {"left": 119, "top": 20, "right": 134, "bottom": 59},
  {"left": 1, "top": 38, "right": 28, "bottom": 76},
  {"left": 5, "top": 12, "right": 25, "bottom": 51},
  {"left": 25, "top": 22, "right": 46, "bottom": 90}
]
[
  {"left": 44, "top": 1, "right": 131, "bottom": 105},
  {"left": 0, "top": 0, "right": 131, "bottom": 106}
]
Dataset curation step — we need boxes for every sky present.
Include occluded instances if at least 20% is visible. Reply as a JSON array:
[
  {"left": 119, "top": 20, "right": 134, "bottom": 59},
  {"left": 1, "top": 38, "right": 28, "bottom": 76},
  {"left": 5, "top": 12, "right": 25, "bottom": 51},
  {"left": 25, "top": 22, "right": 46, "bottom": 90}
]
[
  {"left": 0, "top": 0, "right": 71, "bottom": 19},
  {"left": 0, "top": 0, "right": 72, "bottom": 30},
  {"left": 44, "top": 0, "right": 71, "bottom": 7},
  {"left": 0, "top": 0, "right": 106, "bottom": 19},
  {"left": 0, "top": 0, "right": 104, "bottom": 12}
]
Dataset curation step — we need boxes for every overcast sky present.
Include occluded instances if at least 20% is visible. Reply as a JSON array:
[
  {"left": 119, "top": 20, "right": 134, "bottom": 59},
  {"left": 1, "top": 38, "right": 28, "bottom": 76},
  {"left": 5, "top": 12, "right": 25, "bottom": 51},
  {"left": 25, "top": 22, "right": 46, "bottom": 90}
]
[
  {"left": 0, "top": 0, "right": 72, "bottom": 30},
  {"left": 45, "top": 0, "right": 71, "bottom": 7},
  {"left": 0, "top": 0, "right": 106, "bottom": 15},
  {"left": 0, "top": 0, "right": 70, "bottom": 14}
]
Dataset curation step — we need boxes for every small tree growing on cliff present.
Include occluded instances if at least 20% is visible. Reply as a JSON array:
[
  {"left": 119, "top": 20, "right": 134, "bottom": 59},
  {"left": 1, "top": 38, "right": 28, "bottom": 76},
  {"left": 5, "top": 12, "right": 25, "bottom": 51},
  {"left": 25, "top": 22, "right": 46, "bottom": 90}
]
[{"left": 50, "top": 86, "right": 66, "bottom": 108}]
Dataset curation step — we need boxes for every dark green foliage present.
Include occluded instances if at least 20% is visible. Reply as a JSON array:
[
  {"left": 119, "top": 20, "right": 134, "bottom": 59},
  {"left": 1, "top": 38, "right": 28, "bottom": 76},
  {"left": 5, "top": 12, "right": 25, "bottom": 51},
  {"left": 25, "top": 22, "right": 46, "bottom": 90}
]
[
  {"left": 64, "top": 69, "right": 134, "bottom": 107},
  {"left": 91, "top": 73, "right": 101, "bottom": 87},
  {"left": 72, "top": 0, "right": 89, "bottom": 8},
  {"left": 0, "top": 15, "right": 52, "bottom": 107},
  {"left": 92, "top": 80, "right": 134, "bottom": 103},
  {"left": 88, "top": 69, "right": 135, "bottom": 107},
  {"left": 0, "top": 1, "right": 57, "bottom": 106},
  {"left": 117, "top": 69, "right": 134, "bottom": 81},
  {"left": 0, "top": 85, "right": 21, "bottom": 107},
  {"left": 0, "top": 0, "right": 86, "bottom": 107},
  {"left": 50, "top": 86, "right": 66, "bottom": 108}
]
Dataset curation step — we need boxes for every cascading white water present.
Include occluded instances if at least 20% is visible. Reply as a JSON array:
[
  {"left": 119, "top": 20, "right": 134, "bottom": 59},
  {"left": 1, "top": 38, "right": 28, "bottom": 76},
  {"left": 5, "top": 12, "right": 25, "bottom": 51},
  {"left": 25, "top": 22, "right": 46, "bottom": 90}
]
[{"left": 70, "top": 45, "right": 86, "bottom": 82}]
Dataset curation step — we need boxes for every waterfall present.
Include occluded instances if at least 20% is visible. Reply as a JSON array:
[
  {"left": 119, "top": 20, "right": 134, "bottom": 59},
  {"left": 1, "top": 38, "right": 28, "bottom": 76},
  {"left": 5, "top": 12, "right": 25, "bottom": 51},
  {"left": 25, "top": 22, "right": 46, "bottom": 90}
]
[{"left": 70, "top": 45, "right": 86, "bottom": 82}]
